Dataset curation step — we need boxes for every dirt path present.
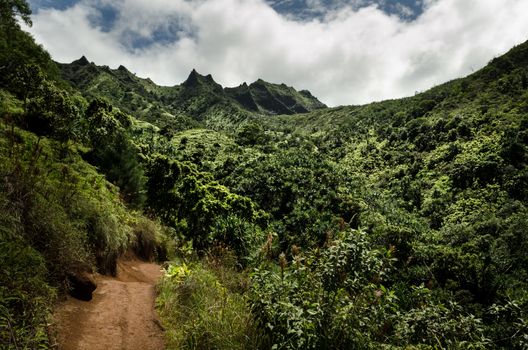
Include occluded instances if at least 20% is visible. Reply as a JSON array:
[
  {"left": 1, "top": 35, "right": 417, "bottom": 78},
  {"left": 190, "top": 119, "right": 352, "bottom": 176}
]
[{"left": 53, "top": 258, "right": 165, "bottom": 350}]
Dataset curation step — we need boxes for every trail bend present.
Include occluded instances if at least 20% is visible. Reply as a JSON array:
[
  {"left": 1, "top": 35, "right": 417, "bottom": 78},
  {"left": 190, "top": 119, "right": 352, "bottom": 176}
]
[{"left": 53, "top": 257, "right": 165, "bottom": 350}]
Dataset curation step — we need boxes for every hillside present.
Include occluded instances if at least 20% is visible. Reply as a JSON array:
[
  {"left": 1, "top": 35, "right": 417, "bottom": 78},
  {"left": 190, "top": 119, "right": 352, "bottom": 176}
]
[
  {"left": 2, "top": 1, "right": 528, "bottom": 348},
  {"left": 58, "top": 58, "right": 326, "bottom": 130}
]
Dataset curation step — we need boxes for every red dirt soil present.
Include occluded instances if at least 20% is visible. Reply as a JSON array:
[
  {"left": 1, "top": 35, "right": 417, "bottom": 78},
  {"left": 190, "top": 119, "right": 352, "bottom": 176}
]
[{"left": 52, "top": 257, "right": 165, "bottom": 350}]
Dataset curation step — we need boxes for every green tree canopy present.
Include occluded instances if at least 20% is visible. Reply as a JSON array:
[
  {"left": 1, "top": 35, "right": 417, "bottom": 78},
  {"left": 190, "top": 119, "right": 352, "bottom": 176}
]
[{"left": 0, "top": 0, "right": 32, "bottom": 29}]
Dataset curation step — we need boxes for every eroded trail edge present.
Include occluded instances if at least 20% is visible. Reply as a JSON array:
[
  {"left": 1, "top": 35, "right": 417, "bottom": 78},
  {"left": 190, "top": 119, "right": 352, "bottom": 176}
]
[{"left": 53, "top": 258, "right": 165, "bottom": 350}]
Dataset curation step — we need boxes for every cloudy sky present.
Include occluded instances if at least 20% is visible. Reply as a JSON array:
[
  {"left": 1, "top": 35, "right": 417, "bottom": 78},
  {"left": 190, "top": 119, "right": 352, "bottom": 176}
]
[{"left": 26, "top": 0, "right": 528, "bottom": 106}]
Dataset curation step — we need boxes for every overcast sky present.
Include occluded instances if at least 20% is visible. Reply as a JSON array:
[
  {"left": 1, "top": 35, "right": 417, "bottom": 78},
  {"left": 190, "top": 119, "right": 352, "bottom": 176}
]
[{"left": 26, "top": 0, "right": 528, "bottom": 106}]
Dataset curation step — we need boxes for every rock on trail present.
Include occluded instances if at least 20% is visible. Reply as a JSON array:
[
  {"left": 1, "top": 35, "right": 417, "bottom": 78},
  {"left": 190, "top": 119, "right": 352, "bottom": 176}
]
[{"left": 53, "top": 257, "right": 165, "bottom": 350}]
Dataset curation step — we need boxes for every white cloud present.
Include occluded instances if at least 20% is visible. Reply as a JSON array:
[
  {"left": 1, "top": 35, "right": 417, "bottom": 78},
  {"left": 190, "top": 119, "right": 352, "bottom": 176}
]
[{"left": 26, "top": 0, "right": 528, "bottom": 106}]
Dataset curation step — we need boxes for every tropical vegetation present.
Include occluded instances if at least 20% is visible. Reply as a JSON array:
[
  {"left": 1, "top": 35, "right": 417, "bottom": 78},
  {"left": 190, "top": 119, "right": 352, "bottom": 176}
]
[{"left": 1, "top": 1, "right": 528, "bottom": 348}]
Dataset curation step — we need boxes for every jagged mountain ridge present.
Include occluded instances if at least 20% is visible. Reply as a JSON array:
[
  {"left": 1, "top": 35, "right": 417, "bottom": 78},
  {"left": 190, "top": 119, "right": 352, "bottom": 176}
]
[
  {"left": 58, "top": 57, "right": 326, "bottom": 128},
  {"left": 225, "top": 78, "right": 326, "bottom": 115}
]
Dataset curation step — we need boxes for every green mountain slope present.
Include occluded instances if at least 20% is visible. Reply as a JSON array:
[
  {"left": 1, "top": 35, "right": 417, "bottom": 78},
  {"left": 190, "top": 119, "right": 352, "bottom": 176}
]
[
  {"left": 58, "top": 58, "right": 326, "bottom": 129},
  {"left": 152, "top": 40, "right": 528, "bottom": 348},
  {"left": 225, "top": 79, "right": 326, "bottom": 115}
]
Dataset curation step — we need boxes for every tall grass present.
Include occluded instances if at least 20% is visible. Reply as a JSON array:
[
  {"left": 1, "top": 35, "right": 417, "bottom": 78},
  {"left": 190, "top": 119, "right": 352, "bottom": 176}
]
[
  {"left": 156, "top": 256, "right": 266, "bottom": 349},
  {"left": 131, "top": 216, "right": 175, "bottom": 262}
]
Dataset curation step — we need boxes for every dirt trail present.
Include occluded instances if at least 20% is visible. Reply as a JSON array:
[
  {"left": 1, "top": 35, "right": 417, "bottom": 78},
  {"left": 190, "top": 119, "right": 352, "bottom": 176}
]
[{"left": 53, "top": 257, "right": 165, "bottom": 350}]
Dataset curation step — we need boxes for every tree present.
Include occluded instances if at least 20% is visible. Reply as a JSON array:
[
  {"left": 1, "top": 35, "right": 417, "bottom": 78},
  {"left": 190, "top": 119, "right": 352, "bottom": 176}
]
[
  {"left": 10, "top": 63, "right": 44, "bottom": 106},
  {"left": 0, "top": 0, "right": 31, "bottom": 27},
  {"left": 146, "top": 156, "right": 258, "bottom": 252},
  {"left": 27, "top": 82, "right": 82, "bottom": 141},
  {"left": 0, "top": 0, "right": 59, "bottom": 90},
  {"left": 84, "top": 99, "right": 146, "bottom": 208}
]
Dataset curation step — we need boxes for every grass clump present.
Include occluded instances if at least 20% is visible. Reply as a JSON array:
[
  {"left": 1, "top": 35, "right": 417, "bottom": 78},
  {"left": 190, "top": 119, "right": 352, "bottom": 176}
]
[
  {"left": 0, "top": 237, "right": 56, "bottom": 349},
  {"left": 156, "top": 256, "right": 265, "bottom": 349},
  {"left": 132, "top": 216, "right": 174, "bottom": 262}
]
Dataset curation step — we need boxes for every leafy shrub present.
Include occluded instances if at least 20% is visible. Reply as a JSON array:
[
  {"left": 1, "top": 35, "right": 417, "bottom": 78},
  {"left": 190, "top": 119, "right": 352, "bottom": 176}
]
[
  {"left": 388, "top": 286, "right": 490, "bottom": 348},
  {"left": 250, "top": 229, "right": 491, "bottom": 349},
  {"left": 487, "top": 297, "right": 528, "bottom": 349},
  {"left": 23, "top": 75, "right": 82, "bottom": 142},
  {"left": 250, "top": 229, "right": 388, "bottom": 349},
  {"left": 209, "top": 214, "right": 265, "bottom": 264}
]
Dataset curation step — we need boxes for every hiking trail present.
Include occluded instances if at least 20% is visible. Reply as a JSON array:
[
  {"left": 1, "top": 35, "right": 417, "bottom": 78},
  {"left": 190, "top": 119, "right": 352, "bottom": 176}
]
[{"left": 52, "top": 257, "right": 165, "bottom": 350}]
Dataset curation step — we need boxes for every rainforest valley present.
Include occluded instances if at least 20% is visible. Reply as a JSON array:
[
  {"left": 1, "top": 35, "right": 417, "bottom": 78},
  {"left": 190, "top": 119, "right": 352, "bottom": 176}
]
[{"left": 1, "top": 1, "right": 528, "bottom": 349}]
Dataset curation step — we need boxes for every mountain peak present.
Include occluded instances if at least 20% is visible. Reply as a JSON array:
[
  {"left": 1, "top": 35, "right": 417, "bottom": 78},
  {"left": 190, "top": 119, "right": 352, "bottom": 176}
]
[
  {"left": 224, "top": 78, "right": 326, "bottom": 115},
  {"left": 182, "top": 69, "right": 202, "bottom": 87},
  {"left": 205, "top": 74, "right": 215, "bottom": 83},
  {"left": 72, "top": 55, "right": 90, "bottom": 66},
  {"left": 182, "top": 69, "right": 220, "bottom": 89}
]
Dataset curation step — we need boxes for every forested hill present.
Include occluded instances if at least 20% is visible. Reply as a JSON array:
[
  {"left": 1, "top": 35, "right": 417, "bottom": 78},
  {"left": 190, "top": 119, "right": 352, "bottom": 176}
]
[
  {"left": 2, "top": 0, "right": 528, "bottom": 348},
  {"left": 58, "top": 57, "right": 326, "bottom": 129}
]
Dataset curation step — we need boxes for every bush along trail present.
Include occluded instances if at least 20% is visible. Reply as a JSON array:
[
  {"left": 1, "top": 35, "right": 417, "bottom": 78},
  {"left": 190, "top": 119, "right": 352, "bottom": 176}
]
[{"left": 52, "top": 256, "right": 165, "bottom": 350}]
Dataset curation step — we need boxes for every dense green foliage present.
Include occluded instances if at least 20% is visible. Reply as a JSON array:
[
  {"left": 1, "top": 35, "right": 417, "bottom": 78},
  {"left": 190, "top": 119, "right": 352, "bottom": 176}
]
[
  {"left": 140, "top": 41, "right": 528, "bottom": 348},
  {"left": 145, "top": 155, "right": 264, "bottom": 254},
  {"left": 2, "top": 1, "right": 528, "bottom": 348},
  {"left": 83, "top": 98, "right": 147, "bottom": 207}
]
